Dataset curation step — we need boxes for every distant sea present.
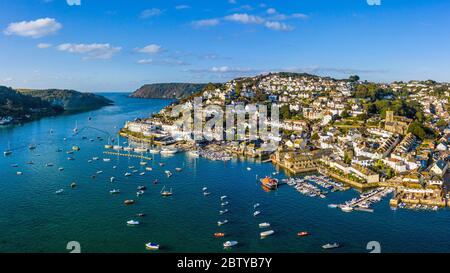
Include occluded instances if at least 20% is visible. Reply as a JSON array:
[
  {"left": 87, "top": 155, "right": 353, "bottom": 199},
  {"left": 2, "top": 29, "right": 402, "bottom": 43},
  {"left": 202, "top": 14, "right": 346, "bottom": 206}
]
[{"left": 1, "top": 93, "right": 450, "bottom": 253}]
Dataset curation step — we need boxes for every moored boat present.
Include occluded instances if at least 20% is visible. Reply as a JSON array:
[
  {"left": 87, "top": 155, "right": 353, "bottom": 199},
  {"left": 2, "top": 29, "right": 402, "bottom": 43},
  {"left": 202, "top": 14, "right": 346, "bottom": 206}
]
[
  {"left": 127, "top": 220, "right": 139, "bottom": 225},
  {"left": 260, "top": 230, "right": 275, "bottom": 237},
  {"left": 297, "top": 231, "right": 309, "bottom": 237},
  {"left": 322, "top": 243, "right": 340, "bottom": 249},
  {"left": 214, "top": 233, "right": 225, "bottom": 238},
  {"left": 223, "top": 241, "right": 238, "bottom": 248},
  {"left": 259, "top": 222, "right": 270, "bottom": 228},
  {"left": 217, "top": 220, "right": 228, "bottom": 226},
  {"left": 124, "top": 199, "right": 135, "bottom": 205},
  {"left": 145, "top": 242, "right": 160, "bottom": 250},
  {"left": 259, "top": 176, "right": 278, "bottom": 190}
]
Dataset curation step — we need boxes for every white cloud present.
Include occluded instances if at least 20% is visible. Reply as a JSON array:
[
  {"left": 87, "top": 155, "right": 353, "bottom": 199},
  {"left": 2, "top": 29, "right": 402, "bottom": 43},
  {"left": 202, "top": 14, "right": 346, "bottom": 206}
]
[
  {"left": 137, "top": 44, "right": 162, "bottom": 54},
  {"left": 3, "top": 18, "right": 62, "bottom": 38},
  {"left": 265, "top": 21, "right": 293, "bottom": 31},
  {"left": 57, "top": 43, "right": 121, "bottom": 60},
  {"left": 175, "top": 5, "right": 190, "bottom": 10},
  {"left": 137, "top": 58, "right": 153, "bottom": 64},
  {"left": 137, "top": 58, "right": 189, "bottom": 66},
  {"left": 266, "top": 8, "right": 277, "bottom": 15},
  {"left": 140, "top": 8, "right": 162, "bottom": 19},
  {"left": 191, "top": 19, "right": 220, "bottom": 28},
  {"left": 37, "top": 43, "right": 52, "bottom": 49},
  {"left": 66, "top": 0, "right": 81, "bottom": 6},
  {"left": 224, "top": 13, "right": 264, "bottom": 24}
]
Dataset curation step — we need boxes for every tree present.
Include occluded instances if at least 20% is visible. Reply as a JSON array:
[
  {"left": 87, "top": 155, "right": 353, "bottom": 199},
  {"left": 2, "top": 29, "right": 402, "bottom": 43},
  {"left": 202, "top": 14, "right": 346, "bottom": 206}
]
[
  {"left": 349, "top": 75, "right": 360, "bottom": 82},
  {"left": 408, "top": 121, "right": 426, "bottom": 140},
  {"left": 280, "top": 105, "right": 291, "bottom": 120}
]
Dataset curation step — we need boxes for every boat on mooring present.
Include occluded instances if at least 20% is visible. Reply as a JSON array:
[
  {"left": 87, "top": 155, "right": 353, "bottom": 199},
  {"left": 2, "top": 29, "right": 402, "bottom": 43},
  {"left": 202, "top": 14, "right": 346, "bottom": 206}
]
[
  {"left": 322, "top": 243, "right": 340, "bottom": 249},
  {"left": 223, "top": 241, "right": 238, "bottom": 248},
  {"left": 259, "top": 222, "right": 270, "bottom": 228},
  {"left": 217, "top": 220, "right": 228, "bottom": 226},
  {"left": 145, "top": 242, "right": 160, "bottom": 250},
  {"left": 160, "top": 186, "right": 173, "bottom": 196},
  {"left": 260, "top": 230, "right": 275, "bottom": 238},
  {"left": 259, "top": 176, "right": 278, "bottom": 190},
  {"left": 127, "top": 220, "right": 139, "bottom": 226}
]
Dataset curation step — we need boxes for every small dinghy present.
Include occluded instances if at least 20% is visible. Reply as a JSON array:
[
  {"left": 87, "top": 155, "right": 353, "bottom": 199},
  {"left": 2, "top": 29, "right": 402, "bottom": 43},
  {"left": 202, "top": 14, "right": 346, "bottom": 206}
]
[
  {"left": 145, "top": 242, "right": 159, "bottom": 250},
  {"left": 223, "top": 241, "right": 238, "bottom": 248},
  {"left": 214, "top": 233, "right": 225, "bottom": 238},
  {"left": 297, "top": 231, "right": 309, "bottom": 237},
  {"left": 124, "top": 200, "right": 135, "bottom": 205},
  {"left": 322, "top": 243, "right": 340, "bottom": 249},
  {"left": 260, "top": 230, "right": 275, "bottom": 238},
  {"left": 253, "top": 203, "right": 260, "bottom": 209},
  {"left": 217, "top": 220, "right": 228, "bottom": 226},
  {"left": 136, "top": 190, "right": 145, "bottom": 196}
]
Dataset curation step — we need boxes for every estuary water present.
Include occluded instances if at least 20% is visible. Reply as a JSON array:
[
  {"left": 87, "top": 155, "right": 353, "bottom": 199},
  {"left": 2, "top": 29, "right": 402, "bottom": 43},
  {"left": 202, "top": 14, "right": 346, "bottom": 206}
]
[{"left": 1, "top": 93, "right": 449, "bottom": 253}]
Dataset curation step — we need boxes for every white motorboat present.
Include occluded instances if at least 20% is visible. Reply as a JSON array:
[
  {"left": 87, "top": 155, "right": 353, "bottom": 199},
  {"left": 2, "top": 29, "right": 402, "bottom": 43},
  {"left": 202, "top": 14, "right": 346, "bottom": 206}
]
[
  {"left": 219, "top": 209, "right": 229, "bottom": 215},
  {"left": 259, "top": 222, "right": 270, "bottom": 228},
  {"left": 145, "top": 167, "right": 153, "bottom": 171},
  {"left": 260, "top": 230, "right": 275, "bottom": 237},
  {"left": 110, "top": 189, "right": 120, "bottom": 194},
  {"left": 145, "top": 242, "right": 160, "bottom": 250},
  {"left": 127, "top": 220, "right": 140, "bottom": 226},
  {"left": 322, "top": 243, "right": 340, "bottom": 249},
  {"left": 59, "top": 167, "right": 64, "bottom": 171},
  {"left": 137, "top": 190, "right": 145, "bottom": 196},
  {"left": 139, "top": 172, "right": 145, "bottom": 176},
  {"left": 96, "top": 170, "right": 103, "bottom": 174},
  {"left": 203, "top": 191, "right": 211, "bottom": 196},
  {"left": 16, "top": 171, "right": 23, "bottom": 175},
  {"left": 221, "top": 201, "right": 229, "bottom": 206},
  {"left": 247, "top": 167, "right": 251, "bottom": 171},
  {"left": 253, "top": 203, "right": 260, "bottom": 209},
  {"left": 217, "top": 220, "right": 229, "bottom": 226},
  {"left": 160, "top": 148, "right": 177, "bottom": 155},
  {"left": 110, "top": 177, "right": 116, "bottom": 182},
  {"left": 135, "top": 147, "right": 148, "bottom": 153},
  {"left": 253, "top": 211, "right": 261, "bottom": 217},
  {"left": 223, "top": 241, "right": 238, "bottom": 248},
  {"left": 124, "top": 172, "right": 132, "bottom": 177},
  {"left": 340, "top": 205, "right": 353, "bottom": 212},
  {"left": 149, "top": 149, "right": 160, "bottom": 154},
  {"left": 124, "top": 146, "right": 134, "bottom": 152},
  {"left": 202, "top": 187, "right": 208, "bottom": 191},
  {"left": 220, "top": 195, "right": 227, "bottom": 200},
  {"left": 103, "top": 158, "right": 111, "bottom": 162},
  {"left": 55, "top": 189, "right": 64, "bottom": 194}
]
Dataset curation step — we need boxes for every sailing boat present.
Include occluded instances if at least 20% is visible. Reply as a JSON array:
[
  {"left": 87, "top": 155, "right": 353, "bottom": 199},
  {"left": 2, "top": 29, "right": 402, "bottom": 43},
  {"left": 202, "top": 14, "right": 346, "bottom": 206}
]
[
  {"left": 160, "top": 186, "right": 173, "bottom": 196},
  {"left": 104, "top": 137, "right": 113, "bottom": 149},
  {"left": 113, "top": 135, "right": 123, "bottom": 150},
  {"left": 3, "top": 142, "right": 12, "bottom": 156},
  {"left": 73, "top": 121, "right": 79, "bottom": 134}
]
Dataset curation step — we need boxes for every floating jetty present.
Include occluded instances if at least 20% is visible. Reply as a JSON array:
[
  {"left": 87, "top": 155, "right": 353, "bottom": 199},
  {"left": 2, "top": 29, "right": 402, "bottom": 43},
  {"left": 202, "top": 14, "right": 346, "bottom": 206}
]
[{"left": 103, "top": 151, "right": 153, "bottom": 161}]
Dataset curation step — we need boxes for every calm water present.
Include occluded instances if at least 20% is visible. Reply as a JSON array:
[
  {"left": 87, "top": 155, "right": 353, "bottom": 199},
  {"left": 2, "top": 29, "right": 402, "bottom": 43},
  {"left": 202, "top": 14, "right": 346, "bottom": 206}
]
[{"left": 0, "top": 93, "right": 449, "bottom": 253}]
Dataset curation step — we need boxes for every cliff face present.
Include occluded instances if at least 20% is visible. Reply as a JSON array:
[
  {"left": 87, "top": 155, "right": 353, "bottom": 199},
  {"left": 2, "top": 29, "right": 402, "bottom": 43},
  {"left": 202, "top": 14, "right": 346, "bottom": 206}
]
[
  {"left": 129, "top": 83, "right": 207, "bottom": 99},
  {"left": 18, "top": 89, "right": 113, "bottom": 112}
]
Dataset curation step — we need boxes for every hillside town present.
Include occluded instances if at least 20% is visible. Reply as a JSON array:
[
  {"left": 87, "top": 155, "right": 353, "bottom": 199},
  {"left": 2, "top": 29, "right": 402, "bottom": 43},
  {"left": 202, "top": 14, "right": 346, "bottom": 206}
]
[{"left": 121, "top": 72, "right": 450, "bottom": 210}]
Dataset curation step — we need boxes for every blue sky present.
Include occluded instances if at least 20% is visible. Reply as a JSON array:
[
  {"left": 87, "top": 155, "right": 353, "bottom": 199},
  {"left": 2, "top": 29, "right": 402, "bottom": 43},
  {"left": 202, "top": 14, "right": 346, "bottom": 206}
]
[{"left": 0, "top": 0, "right": 449, "bottom": 92}]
